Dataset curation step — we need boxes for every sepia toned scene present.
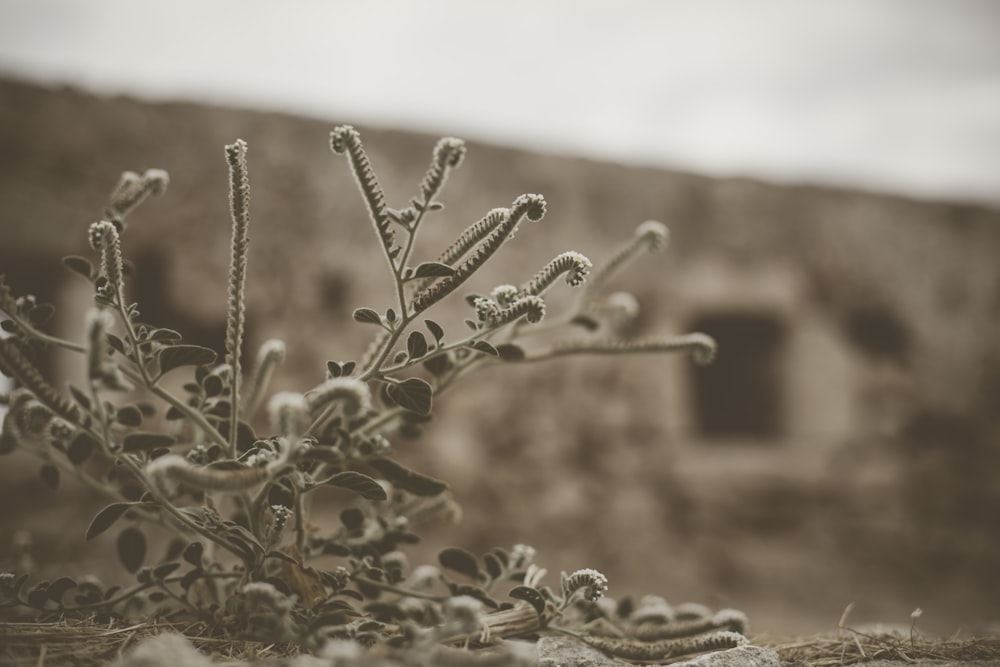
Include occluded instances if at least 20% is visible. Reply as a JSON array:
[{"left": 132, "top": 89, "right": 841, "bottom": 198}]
[{"left": 1, "top": 2, "right": 998, "bottom": 665}]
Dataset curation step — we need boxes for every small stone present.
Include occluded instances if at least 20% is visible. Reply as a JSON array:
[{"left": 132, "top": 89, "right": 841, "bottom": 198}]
[
  {"left": 671, "top": 645, "right": 781, "bottom": 667},
  {"left": 537, "top": 635, "right": 624, "bottom": 666},
  {"left": 111, "top": 632, "right": 213, "bottom": 667}
]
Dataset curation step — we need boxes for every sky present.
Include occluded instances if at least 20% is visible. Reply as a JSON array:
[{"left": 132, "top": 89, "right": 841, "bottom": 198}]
[{"left": 0, "top": 0, "right": 999, "bottom": 204}]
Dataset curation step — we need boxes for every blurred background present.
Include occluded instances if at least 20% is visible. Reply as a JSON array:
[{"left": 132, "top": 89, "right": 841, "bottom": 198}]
[{"left": 1, "top": 0, "right": 999, "bottom": 636}]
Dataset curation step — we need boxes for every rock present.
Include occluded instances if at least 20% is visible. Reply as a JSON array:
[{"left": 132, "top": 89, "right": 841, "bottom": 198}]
[
  {"left": 111, "top": 632, "right": 214, "bottom": 667},
  {"left": 671, "top": 645, "right": 781, "bottom": 667},
  {"left": 537, "top": 635, "right": 627, "bottom": 666},
  {"left": 537, "top": 635, "right": 780, "bottom": 667}
]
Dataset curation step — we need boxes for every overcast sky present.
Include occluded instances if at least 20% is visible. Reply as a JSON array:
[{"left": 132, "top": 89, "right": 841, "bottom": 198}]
[{"left": 0, "top": 0, "right": 999, "bottom": 204}]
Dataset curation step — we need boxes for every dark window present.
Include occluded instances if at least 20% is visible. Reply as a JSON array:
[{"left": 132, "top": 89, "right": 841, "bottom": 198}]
[
  {"left": 688, "top": 311, "right": 787, "bottom": 439},
  {"left": 843, "top": 305, "right": 909, "bottom": 366}
]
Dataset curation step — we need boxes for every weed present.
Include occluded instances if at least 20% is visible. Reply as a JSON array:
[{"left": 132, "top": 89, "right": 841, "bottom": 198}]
[{"left": 0, "top": 127, "right": 743, "bottom": 664}]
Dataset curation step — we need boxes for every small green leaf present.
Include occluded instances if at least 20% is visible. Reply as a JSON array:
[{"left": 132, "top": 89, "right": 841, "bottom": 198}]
[
  {"left": 424, "top": 319, "right": 445, "bottom": 343},
  {"left": 67, "top": 431, "right": 99, "bottom": 465},
  {"left": 325, "top": 471, "right": 388, "bottom": 501},
  {"left": 10, "top": 573, "right": 29, "bottom": 598},
  {"left": 570, "top": 314, "right": 601, "bottom": 331},
  {"left": 386, "top": 377, "right": 433, "bottom": 416},
  {"left": 264, "top": 550, "right": 299, "bottom": 565},
  {"left": 67, "top": 384, "right": 92, "bottom": 410},
  {"left": 385, "top": 308, "right": 397, "bottom": 324},
  {"left": 469, "top": 340, "right": 499, "bottom": 357},
  {"left": 26, "top": 583, "right": 50, "bottom": 609},
  {"left": 322, "top": 542, "right": 352, "bottom": 557},
  {"left": 123, "top": 432, "right": 176, "bottom": 453},
  {"left": 86, "top": 503, "right": 131, "bottom": 540},
  {"left": 153, "top": 562, "right": 181, "bottom": 579},
  {"left": 326, "top": 360, "right": 343, "bottom": 378},
  {"left": 183, "top": 541, "right": 204, "bottom": 567},
  {"left": 46, "top": 576, "right": 77, "bottom": 602},
  {"left": 496, "top": 344, "right": 526, "bottom": 361},
  {"left": 483, "top": 552, "right": 504, "bottom": 580},
  {"left": 62, "top": 255, "right": 94, "bottom": 280},
  {"left": 149, "top": 328, "right": 183, "bottom": 343},
  {"left": 423, "top": 354, "right": 452, "bottom": 376},
  {"left": 340, "top": 507, "right": 365, "bottom": 531},
  {"left": 353, "top": 307, "right": 383, "bottom": 326},
  {"left": 438, "top": 547, "right": 481, "bottom": 580},
  {"left": 117, "top": 527, "right": 147, "bottom": 573},
  {"left": 509, "top": 586, "right": 546, "bottom": 616},
  {"left": 163, "top": 537, "right": 186, "bottom": 561},
  {"left": 39, "top": 464, "right": 59, "bottom": 490},
  {"left": 202, "top": 374, "right": 224, "bottom": 397},
  {"left": 447, "top": 583, "right": 499, "bottom": 609},
  {"left": 115, "top": 405, "right": 144, "bottom": 427},
  {"left": 107, "top": 334, "right": 126, "bottom": 355},
  {"left": 406, "top": 331, "right": 428, "bottom": 359},
  {"left": 180, "top": 568, "right": 203, "bottom": 590},
  {"left": 367, "top": 457, "right": 447, "bottom": 496},
  {"left": 215, "top": 419, "right": 255, "bottom": 453},
  {"left": 412, "top": 262, "right": 456, "bottom": 279},
  {"left": 158, "top": 345, "right": 217, "bottom": 374}
]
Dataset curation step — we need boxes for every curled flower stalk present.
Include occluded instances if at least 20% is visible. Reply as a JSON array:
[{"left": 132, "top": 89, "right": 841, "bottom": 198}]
[
  {"left": 242, "top": 339, "right": 286, "bottom": 417},
  {"left": 520, "top": 251, "right": 592, "bottom": 296},
  {"left": 0, "top": 338, "right": 89, "bottom": 428},
  {"left": 305, "top": 376, "right": 373, "bottom": 430},
  {"left": 85, "top": 308, "right": 132, "bottom": 391},
  {"left": 88, "top": 220, "right": 125, "bottom": 305},
  {"left": 434, "top": 208, "right": 508, "bottom": 268},
  {"left": 146, "top": 454, "right": 278, "bottom": 497},
  {"left": 561, "top": 568, "right": 609, "bottom": 604},
  {"left": 579, "top": 220, "right": 669, "bottom": 304},
  {"left": 268, "top": 391, "right": 309, "bottom": 451},
  {"left": 104, "top": 168, "right": 169, "bottom": 228},
  {"left": 474, "top": 295, "right": 546, "bottom": 328},
  {"left": 536, "top": 333, "right": 717, "bottom": 366},
  {"left": 579, "top": 631, "right": 747, "bottom": 662},
  {"left": 418, "top": 137, "right": 466, "bottom": 205},
  {"left": 330, "top": 125, "right": 397, "bottom": 270}
]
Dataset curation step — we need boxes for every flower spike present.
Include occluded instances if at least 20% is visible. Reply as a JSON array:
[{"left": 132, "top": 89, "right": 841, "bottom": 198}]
[
  {"left": 330, "top": 125, "right": 398, "bottom": 270},
  {"left": 89, "top": 221, "right": 125, "bottom": 305},
  {"left": 521, "top": 251, "right": 592, "bottom": 296},
  {"left": 419, "top": 137, "right": 466, "bottom": 204},
  {"left": 412, "top": 194, "right": 546, "bottom": 313},
  {"left": 224, "top": 139, "right": 251, "bottom": 455},
  {"left": 541, "top": 333, "right": 717, "bottom": 365}
]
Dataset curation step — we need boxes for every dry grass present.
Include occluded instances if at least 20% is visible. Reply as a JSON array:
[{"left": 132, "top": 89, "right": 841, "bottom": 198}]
[
  {"left": 0, "top": 618, "right": 303, "bottom": 666},
  {"left": 2, "top": 618, "right": 1000, "bottom": 666},
  {"left": 759, "top": 630, "right": 1000, "bottom": 666}
]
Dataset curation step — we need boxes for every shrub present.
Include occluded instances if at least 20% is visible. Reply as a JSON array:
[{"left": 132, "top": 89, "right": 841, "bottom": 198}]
[{"left": 0, "top": 127, "right": 747, "bottom": 665}]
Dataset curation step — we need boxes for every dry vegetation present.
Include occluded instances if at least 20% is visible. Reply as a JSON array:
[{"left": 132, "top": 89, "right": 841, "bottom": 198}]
[{"left": 3, "top": 618, "right": 1000, "bottom": 666}]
